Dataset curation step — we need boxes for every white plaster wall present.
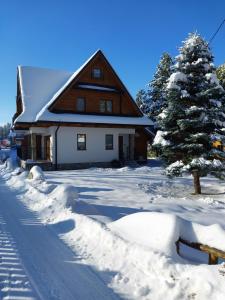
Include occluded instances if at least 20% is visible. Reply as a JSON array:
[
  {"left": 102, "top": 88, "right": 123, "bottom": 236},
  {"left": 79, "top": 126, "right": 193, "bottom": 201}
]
[
  {"left": 56, "top": 126, "right": 135, "bottom": 164},
  {"left": 30, "top": 127, "right": 50, "bottom": 134}
]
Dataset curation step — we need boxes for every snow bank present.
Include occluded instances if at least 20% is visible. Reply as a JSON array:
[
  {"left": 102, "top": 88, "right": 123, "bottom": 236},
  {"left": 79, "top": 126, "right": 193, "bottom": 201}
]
[
  {"left": 28, "top": 166, "right": 45, "bottom": 181},
  {"left": 49, "top": 184, "right": 78, "bottom": 211},
  {"left": 109, "top": 212, "right": 225, "bottom": 255},
  {"left": 109, "top": 212, "right": 180, "bottom": 256}
]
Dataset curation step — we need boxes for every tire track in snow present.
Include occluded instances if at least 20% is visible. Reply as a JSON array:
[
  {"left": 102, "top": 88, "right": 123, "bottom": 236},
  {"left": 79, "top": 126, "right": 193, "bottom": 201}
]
[{"left": 0, "top": 215, "right": 38, "bottom": 300}]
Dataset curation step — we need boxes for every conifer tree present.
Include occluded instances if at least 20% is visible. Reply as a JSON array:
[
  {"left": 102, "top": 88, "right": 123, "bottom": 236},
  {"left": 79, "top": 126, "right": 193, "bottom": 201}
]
[
  {"left": 135, "top": 89, "right": 149, "bottom": 114},
  {"left": 154, "top": 33, "right": 225, "bottom": 194},
  {"left": 147, "top": 53, "right": 173, "bottom": 122}
]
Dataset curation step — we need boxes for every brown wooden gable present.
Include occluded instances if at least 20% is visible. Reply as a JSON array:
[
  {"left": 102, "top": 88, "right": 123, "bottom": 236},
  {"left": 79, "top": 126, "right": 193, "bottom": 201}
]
[{"left": 49, "top": 50, "right": 142, "bottom": 117}]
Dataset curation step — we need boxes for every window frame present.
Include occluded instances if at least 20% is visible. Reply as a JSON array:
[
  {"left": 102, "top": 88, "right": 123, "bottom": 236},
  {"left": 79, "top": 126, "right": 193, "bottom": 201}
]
[
  {"left": 76, "top": 97, "right": 86, "bottom": 112},
  {"left": 92, "top": 68, "right": 102, "bottom": 79},
  {"left": 105, "top": 134, "right": 113, "bottom": 150},
  {"left": 99, "top": 99, "right": 113, "bottom": 113},
  {"left": 77, "top": 134, "right": 86, "bottom": 151}
]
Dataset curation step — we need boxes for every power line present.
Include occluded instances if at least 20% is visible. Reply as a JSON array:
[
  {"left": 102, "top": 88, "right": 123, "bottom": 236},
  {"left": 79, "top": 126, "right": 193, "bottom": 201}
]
[{"left": 209, "top": 18, "right": 225, "bottom": 44}]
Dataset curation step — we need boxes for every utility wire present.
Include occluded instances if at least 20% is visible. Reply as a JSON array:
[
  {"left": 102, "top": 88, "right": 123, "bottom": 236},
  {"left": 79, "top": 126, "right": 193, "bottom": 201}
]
[{"left": 209, "top": 18, "right": 225, "bottom": 44}]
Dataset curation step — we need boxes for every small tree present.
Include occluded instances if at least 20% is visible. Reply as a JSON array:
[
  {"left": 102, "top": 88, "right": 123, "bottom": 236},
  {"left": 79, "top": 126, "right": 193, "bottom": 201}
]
[
  {"left": 154, "top": 33, "right": 225, "bottom": 194},
  {"left": 147, "top": 53, "right": 173, "bottom": 123}
]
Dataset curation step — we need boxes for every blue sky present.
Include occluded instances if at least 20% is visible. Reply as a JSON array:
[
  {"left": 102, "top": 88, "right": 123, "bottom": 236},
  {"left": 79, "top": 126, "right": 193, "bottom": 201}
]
[{"left": 0, "top": 0, "right": 224, "bottom": 125}]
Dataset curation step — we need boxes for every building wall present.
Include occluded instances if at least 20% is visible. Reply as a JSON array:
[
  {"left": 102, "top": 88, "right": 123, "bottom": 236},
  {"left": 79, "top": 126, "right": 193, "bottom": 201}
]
[{"left": 56, "top": 126, "right": 135, "bottom": 164}]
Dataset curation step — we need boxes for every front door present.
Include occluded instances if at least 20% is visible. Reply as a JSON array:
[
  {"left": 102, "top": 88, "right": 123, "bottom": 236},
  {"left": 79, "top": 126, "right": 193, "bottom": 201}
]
[
  {"left": 119, "top": 136, "right": 124, "bottom": 160},
  {"left": 36, "top": 135, "right": 42, "bottom": 160},
  {"left": 44, "top": 136, "right": 51, "bottom": 160}
]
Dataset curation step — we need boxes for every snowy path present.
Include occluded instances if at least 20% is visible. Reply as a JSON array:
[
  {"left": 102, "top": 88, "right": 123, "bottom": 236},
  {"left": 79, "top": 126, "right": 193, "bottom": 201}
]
[{"left": 0, "top": 178, "right": 120, "bottom": 300}]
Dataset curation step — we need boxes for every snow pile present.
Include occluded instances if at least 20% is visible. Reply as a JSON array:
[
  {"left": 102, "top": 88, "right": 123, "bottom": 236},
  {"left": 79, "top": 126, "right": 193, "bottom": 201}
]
[
  {"left": 28, "top": 166, "right": 45, "bottom": 181},
  {"left": 11, "top": 167, "right": 23, "bottom": 176},
  {"left": 109, "top": 212, "right": 225, "bottom": 255},
  {"left": 109, "top": 212, "right": 180, "bottom": 256},
  {"left": 49, "top": 184, "right": 78, "bottom": 211}
]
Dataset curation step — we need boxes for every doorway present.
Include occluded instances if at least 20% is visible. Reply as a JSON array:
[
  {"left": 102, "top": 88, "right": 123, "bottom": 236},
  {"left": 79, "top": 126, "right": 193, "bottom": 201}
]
[
  {"left": 44, "top": 136, "right": 51, "bottom": 161},
  {"left": 36, "top": 135, "right": 42, "bottom": 160},
  {"left": 119, "top": 136, "right": 124, "bottom": 160}
]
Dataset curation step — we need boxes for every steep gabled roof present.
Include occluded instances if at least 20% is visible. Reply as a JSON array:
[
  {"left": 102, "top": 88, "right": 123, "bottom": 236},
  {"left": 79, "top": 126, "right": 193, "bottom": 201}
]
[
  {"left": 15, "top": 66, "right": 72, "bottom": 123},
  {"left": 14, "top": 50, "right": 153, "bottom": 126}
]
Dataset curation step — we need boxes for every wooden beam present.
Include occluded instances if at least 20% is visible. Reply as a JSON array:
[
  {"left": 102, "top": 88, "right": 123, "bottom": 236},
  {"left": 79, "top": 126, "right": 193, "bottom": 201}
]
[{"left": 177, "top": 237, "right": 225, "bottom": 265}]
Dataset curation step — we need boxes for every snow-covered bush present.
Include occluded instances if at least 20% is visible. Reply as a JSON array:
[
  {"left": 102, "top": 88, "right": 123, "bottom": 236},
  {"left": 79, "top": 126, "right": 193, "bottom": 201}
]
[
  {"left": 28, "top": 166, "right": 45, "bottom": 181},
  {"left": 49, "top": 184, "right": 78, "bottom": 211}
]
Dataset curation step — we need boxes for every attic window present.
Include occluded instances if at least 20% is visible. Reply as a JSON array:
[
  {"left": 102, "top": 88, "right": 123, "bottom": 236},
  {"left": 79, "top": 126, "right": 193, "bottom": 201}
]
[
  {"left": 76, "top": 97, "right": 85, "bottom": 112},
  {"left": 92, "top": 68, "right": 102, "bottom": 79},
  {"left": 100, "top": 100, "right": 112, "bottom": 113}
]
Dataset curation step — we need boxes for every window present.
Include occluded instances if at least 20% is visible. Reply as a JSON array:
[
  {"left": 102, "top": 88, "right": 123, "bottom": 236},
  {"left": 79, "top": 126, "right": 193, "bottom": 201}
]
[
  {"left": 105, "top": 134, "right": 113, "bottom": 150},
  {"left": 92, "top": 68, "right": 102, "bottom": 79},
  {"left": 77, "top": 134, "right": 86, "bottom": 150},
  {"left": 76, "top": 97, "right": 85, "bottom": 112},
  {"left": 99, "top": 100, "right": 113, "bottom": 113}
]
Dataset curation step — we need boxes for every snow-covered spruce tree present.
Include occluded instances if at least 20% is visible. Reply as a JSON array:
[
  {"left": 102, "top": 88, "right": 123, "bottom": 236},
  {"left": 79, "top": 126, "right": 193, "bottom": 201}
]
[
  {"left": 147, "top": 53, "right": 173, "bottom": 123},
  {"left": 154, "top": 33, "right": 225, "bottom": 194},
  {"left": 135, "top": 89, "right": 150, "bottom": 114}
]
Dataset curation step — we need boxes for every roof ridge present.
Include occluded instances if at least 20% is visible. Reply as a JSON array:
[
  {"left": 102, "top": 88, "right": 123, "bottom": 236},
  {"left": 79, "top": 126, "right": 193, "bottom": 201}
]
[{"left": 35, "top": 49, "right": 102, "bottom": 121}]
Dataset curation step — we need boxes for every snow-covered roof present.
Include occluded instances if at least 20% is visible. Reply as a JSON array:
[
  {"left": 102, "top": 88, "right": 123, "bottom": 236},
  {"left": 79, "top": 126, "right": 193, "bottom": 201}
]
[
  {"left": 37, "top": 50, "right": 101, "bottom": 119},
  {"left": 14, "top": 50, "right": 151, "bottom": 126},
  {"left": 36, "top": 111, "right": 153, "bottom": 126},
  {"left": 16, "top": 66, "right": 72, "bottom": 123}
]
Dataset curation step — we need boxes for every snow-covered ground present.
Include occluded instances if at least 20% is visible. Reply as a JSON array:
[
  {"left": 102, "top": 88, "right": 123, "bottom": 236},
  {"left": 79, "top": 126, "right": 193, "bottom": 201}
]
[{"left": 1, "top": 159, "right": 225, "bottom": 299}]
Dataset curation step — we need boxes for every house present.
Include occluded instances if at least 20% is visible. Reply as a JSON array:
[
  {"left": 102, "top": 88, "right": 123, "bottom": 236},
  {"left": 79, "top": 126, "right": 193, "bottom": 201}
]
[{"left": 13, "top": 50, "right": 153, "bottom": 170}]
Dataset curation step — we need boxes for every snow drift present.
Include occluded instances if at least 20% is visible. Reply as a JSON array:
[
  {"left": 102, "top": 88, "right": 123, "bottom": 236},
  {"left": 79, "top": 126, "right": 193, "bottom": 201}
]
[
  {"left": 28, "top": 165, "right": 45, "bottom": 181},
  {"left": 49, "top": 184, "right": 78, "bottom": 211},
  {"left": 109, "top": 212, "right": 225, "bottom": 256}
]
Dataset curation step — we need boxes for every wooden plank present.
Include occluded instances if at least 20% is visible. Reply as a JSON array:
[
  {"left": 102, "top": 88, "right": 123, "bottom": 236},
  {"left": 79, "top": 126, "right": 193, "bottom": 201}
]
[
  {"left": 177, "top": 237, "right": 225, "bottom": 265},
  {"left": 208, "top": 253, "right": 218, "bottom": 265}
]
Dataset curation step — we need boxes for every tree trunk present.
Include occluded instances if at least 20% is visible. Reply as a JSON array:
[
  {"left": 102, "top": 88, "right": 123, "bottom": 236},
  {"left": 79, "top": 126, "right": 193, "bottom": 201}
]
[{"left": 192, "top": 170, "right": 201, "bottom": 194}]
